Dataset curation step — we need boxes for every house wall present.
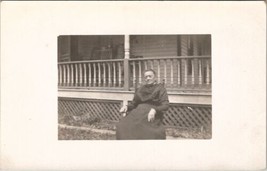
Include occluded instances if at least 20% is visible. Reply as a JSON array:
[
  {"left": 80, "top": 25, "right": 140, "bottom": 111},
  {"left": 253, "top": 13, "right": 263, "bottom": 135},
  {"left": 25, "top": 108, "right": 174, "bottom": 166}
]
[
  {"left": 58, "top": 35, "right": 124, "bottom": 61},
  {"left": 130, "top": 35, "right": 178, "bottom": 58},
  {"left": 77, "top": 35, "right": 124, "bottom": 60},
  {"left": 129, "top": 35, "right": 211, "bottom": 58},
  {"left": 58, "top": 36, "right": 76, "bottom": 62},
  {"left": 77, "top": 36, "right": 99, "bottom": 60},
  {"left": 58, "top": 36, "right": 71, "bottom": 61},
  {"left": 58, "top": 35, "right": 211, "bottom": 61}
]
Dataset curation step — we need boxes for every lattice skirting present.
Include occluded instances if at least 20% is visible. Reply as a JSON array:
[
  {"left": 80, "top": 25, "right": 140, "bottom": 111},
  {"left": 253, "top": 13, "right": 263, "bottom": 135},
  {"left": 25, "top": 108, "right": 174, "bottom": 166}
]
[
  {"left": 165, "top": 103, "right": 211, "bottom": 128},
  {"left": 58, "top": 97, "right": 212, "bottom": 128},
  {"left": 58, "top": 97, "right": 123, "bottom": 121}
]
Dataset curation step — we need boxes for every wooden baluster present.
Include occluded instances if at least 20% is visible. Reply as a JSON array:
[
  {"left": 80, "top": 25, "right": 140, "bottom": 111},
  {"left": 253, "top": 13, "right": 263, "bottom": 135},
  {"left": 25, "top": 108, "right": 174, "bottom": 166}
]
[
  {"left": 67, "top": 64, "right": 71, "bottom": 86},
  {"left": 63, "top": 65, "right": 66, "bottom": 86},
  {"left": 98, "top": 63, "right": 101, "bottom": 86},
  {"left": 57, "top": 65, "right": 59, "bottom": 86},
  {"left": 64, "top": 65, "right": 67, "bottom": 86},
  {"left": 83, "top": 63, "right": 87, "bottom": 87},
  {"left": 62, "top": 65, "right": 65, "bottom": 86},
  {"left": 113, "top": 62, "right": 116, "bottom": 87},
  {"left": 118, "top": 62, "right": 122, "bottom": 87},
  {"left": 170, "top": 59, "right": 174, "bottom": 86},
  {"left": 59, "top": 65, "right": 62, "bottom": 86},
  {"left": 75, "top": 64, "right": 78, "bottom": 86},
  {"left": 63, "top": 64, "right": 68, "bottom": 86},
  {"left": 88, "top": 63, "right": 91, "bottom": 86},
  {"left": 144, "top": 61, "right": 148, "bottom": 70},
  {"left": 191, "top": 59, "right": 195, "bottom": 85},
  {"left": 79, "top": 63, "right": 83, "bottom": 86},
  {"left": 198, "top": 60, "right": 202, "bottom": 85},
  {"left": 164, "top": 59, "right": 167, "bottom": 85},
  {"left": 103, "top": 63, "right": 106, "bottom": 87},
  {"left": 132, "top": 61, "right": 136, "bottom": 87},
  {"left": 108, "top": 63, "right": 112, "bottom": 87},
  {"left": 177, "top": 60, "right": 181, "bottom": 85},
  {"left": 93, "top": 63, "right": 96, "bottom": 87},
  {"left": 157, "top": 60, "right": 161, "bottom": 83},
  {"left": 184, "top": 59, "right": 188, "bottom": 85},
  {"left": 70, "top": 64, "right": 74, "bottom": 86},
  {"left": 206, "top": 60, "right": 210, "bottom": 84},
  {"left": 138, "top": 61, "right": 142, "bottom": 85}
]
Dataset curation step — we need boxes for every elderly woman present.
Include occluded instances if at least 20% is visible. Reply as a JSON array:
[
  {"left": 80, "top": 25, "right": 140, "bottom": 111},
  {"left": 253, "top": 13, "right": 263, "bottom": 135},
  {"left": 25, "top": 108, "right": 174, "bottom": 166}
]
[{"left": 116, "top": 69, "right": 169, "bottom": 140}]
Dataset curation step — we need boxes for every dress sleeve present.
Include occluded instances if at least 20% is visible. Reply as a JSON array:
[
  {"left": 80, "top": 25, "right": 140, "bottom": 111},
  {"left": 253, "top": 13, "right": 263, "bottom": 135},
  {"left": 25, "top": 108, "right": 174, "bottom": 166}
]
[
  {"left": 154, "top": 86, "right": 169, "bottom": 113},
  {"left": 127, "top": 92, "right": 139, "bottom": 111}
]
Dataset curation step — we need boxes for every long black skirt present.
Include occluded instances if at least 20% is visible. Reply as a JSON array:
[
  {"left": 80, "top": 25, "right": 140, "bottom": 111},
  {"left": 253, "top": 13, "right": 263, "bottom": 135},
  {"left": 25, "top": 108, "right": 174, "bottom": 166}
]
[{"left": 116, "top": 104, "right": 166, "bottom": 140}]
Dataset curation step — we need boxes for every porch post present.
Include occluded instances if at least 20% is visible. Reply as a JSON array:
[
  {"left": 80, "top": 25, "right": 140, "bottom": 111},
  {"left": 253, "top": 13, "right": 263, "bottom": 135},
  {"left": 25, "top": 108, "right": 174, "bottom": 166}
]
[
  {"left": 124, "top": 35, "right": 130, "bottom": 59},
  {"left": 181, "top": 35, "right": 188, "bottom": 85},
  {"left": 192, "top": 35, "right": 199, "bottom": 85},
  {"left": 123, "top": 35, "right": 130, "bottom": 91}
]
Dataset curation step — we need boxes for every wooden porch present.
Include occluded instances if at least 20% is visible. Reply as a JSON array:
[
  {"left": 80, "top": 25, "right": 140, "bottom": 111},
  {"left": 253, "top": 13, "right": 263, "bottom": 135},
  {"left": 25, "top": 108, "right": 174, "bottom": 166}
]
[{"left": 58, "top": 35, "right": 212, "bottom": 132}]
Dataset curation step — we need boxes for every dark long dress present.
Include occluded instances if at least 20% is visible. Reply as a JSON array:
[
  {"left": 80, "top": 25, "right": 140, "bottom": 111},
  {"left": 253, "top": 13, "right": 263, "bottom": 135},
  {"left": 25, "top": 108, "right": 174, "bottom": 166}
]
[{"left": 116, "top": 83, "right": 169, "bottom": 140}]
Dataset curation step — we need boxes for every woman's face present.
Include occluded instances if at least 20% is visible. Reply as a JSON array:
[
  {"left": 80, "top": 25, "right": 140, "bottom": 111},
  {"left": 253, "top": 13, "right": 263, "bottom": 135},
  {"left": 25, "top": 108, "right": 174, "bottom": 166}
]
[{"left": 144, "top": 71, "right": 156, "bottom": 84}]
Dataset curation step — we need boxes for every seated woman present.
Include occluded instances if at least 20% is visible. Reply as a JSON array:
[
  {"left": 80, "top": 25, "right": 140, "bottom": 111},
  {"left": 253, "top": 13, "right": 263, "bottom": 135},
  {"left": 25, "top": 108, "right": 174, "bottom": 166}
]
[{"left": 116, "top": 69, "right": 169, "bottom": 140}]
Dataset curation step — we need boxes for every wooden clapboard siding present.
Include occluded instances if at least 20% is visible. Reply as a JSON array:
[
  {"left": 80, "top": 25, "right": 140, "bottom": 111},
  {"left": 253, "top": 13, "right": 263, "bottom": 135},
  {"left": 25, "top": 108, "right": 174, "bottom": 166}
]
[{"left": 130, "top": 35, "right": 178, "bottom": 57}]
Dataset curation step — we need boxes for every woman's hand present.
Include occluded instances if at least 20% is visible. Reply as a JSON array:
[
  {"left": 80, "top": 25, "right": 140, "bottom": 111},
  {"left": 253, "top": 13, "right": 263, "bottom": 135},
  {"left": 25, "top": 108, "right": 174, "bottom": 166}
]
[
  {"left": 119, "top": 105, "right": 128, "bottom": 117},
  {"left": 148, "top": 108, "right": 156, "bottom": 122}
]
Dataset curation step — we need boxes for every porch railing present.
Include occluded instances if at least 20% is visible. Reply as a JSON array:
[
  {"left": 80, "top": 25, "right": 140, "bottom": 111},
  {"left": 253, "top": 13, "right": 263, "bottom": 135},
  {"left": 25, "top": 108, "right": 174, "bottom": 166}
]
[
  {"left": 129, "top": 56, "right": 211, "bottom": 91},
  {"left": 58, "top": 59, "right": 124, "bottom": 89},
  {"left": 58, "top": 56, "right": 211, "bottom": 92}
]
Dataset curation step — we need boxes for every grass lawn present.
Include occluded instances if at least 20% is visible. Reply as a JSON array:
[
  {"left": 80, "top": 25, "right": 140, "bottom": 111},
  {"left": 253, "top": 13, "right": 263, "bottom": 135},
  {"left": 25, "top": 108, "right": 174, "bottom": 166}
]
[
  {"left": 58, "top": 126, "right": 116, "bottom": 140},
  {"left": 58, "top": 115, "right": 211, "bottom": 140}
]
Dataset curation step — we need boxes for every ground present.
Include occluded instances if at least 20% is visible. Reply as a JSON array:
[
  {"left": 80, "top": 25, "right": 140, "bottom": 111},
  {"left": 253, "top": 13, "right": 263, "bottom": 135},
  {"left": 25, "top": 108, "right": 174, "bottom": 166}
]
[
  {"left": 58, "top": 126, "right": 116, "bottom": 140},
  {"left": 58, "top": 114, "right": 211, "bottom": 140}
]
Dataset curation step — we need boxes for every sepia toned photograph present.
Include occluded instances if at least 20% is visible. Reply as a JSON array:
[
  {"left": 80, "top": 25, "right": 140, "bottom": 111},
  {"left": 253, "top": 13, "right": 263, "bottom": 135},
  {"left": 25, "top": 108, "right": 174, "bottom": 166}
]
[
  {"left": 1, "top": 1, "right": 265, "bottom": 170},
  {"left": 58, "top": 35, "right": 212, "bottom": 140}
]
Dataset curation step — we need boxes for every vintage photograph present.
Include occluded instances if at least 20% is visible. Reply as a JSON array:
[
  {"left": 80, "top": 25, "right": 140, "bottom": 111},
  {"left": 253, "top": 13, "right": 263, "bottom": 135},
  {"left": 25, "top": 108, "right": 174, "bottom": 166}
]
[
  {"left": 58, "top": 35, "right": 212, "bottom": 140},
  {"left": 1, "top": 1, "right": 265, "bottom": 170}
]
